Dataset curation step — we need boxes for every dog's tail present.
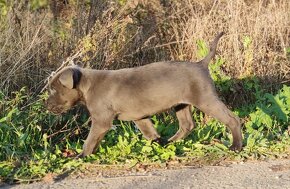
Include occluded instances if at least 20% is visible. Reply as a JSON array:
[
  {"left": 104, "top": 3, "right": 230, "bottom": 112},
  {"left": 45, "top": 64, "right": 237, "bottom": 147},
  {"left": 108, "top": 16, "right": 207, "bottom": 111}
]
[{"left": 199, "top": 32, "right": 224, "bottom": 67}]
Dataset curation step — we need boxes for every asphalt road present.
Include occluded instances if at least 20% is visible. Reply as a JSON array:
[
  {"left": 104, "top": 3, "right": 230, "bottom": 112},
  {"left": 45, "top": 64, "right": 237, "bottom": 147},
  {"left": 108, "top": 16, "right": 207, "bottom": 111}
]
[{"left": 2, "top": 159, "right": 290, "bottom": 189}]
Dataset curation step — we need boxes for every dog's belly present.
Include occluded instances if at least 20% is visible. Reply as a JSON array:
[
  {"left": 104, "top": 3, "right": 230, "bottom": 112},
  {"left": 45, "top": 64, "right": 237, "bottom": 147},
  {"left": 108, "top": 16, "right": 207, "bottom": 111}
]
[
  {"left": 115, "top": 97, "right": 186, "bottom": 121},
  {"left": 117, "top": 113, "right": 148, "bottom": 121},
  {"left": 117, "top": 108, "right": 168, "bottom": 121}
]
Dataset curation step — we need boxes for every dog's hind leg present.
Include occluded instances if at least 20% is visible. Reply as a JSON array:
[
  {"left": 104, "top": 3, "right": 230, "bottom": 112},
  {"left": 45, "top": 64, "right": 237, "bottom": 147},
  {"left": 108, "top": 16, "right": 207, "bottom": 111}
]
[
  {"left": 134, "top": 118, "right": 160, "bottom": 140},
  {"left": 168, "top": 104, "right": 195, "bottom": 141},
  {"left": 195, "top": 96, "right": 243, "bottom": 151}
]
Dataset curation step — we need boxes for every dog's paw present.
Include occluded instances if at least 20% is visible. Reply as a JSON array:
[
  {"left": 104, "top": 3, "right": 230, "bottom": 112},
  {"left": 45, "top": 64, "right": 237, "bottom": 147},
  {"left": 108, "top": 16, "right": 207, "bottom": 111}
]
[
  {"left": 151, "top": 138, "right": 169, "bottom": 146},
  {"left": 229, "top": 143, "right": 243, "bottom": 152},
  {"left": 74, "top": 152, "right": 84, "bottom": 159}
]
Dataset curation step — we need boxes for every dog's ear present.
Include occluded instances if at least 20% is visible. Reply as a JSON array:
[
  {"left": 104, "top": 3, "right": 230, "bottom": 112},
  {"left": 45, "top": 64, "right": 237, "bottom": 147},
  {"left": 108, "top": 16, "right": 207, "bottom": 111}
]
[{"left": 58, "top": 68, "right": 82, "bottom": 89}]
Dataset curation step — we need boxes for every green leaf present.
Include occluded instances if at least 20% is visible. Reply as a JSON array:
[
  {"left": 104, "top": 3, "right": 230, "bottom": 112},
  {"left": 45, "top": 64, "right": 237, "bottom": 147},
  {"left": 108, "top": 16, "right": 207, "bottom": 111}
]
[{"left": 141, "top": 146, "right": 152, "bottom": 153}]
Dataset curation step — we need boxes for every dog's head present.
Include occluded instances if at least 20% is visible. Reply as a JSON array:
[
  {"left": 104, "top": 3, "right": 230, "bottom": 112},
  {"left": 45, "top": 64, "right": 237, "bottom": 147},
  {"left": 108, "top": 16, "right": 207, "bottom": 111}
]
[{"left": 46, "top": 66, "right": 82, "bottom": 114}]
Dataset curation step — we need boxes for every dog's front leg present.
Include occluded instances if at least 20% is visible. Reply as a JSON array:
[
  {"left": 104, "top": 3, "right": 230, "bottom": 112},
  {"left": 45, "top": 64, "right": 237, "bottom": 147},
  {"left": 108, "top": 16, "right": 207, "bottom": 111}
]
[{"left": 80, "top": 116, "right": 112, "bottom": 157}]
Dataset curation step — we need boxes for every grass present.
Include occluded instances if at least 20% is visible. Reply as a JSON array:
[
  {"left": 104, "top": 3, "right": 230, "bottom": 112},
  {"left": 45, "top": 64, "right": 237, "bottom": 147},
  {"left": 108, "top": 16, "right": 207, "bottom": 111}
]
[{"left": 0, "top": 70, "right": 289, "bottom": 184}]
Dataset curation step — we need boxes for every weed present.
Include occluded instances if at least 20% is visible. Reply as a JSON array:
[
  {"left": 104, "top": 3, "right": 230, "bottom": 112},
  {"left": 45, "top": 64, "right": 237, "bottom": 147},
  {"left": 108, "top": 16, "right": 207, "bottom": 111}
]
[
  {"left": 0, "top": 83, "right": 289, "bottom": 182},
  {"left": 0, "top": 0, "right": 289, "bottom": 93}
]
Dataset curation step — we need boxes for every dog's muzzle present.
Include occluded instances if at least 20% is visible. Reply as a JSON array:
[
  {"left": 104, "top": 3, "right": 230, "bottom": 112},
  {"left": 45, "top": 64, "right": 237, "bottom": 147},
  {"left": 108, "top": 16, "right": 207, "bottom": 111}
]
[
  {"left": 46, "top": 105, "right": 64, "bottom": 114},
  {"left": 45, "top": 100, "right": 68, "bottom": 115}
]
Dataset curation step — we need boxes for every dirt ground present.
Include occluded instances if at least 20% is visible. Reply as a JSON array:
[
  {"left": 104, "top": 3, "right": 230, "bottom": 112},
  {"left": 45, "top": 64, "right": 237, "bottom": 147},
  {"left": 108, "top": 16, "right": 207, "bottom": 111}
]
[{"left": 1, "top": 159, "right": 290, "bottom": 189}]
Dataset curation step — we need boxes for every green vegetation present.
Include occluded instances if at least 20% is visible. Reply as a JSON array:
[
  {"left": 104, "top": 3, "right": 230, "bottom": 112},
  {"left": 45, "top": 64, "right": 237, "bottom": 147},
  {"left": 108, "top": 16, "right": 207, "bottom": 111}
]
[
  {"left": 0, "top": 62, "right": 289, "bottom": 183},
  {"left": 0, "top": 0, "right": 289, "bottom": 184}
]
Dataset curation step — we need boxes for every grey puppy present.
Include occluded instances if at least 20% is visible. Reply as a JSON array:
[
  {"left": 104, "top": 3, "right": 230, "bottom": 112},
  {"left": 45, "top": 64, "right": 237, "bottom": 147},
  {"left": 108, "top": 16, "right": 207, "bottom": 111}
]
[{"left": 46, "top": 32, "right": 243, "bottom": 157}]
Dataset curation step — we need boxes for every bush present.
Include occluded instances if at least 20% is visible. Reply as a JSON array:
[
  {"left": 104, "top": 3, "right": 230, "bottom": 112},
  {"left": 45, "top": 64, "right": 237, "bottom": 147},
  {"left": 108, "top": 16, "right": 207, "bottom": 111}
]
[
  {"left": 0, "top": 0, "right": 289, "bottom": 93},
  {"left": 0, "top": 74, "right": 289, "bottom": 183}
]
